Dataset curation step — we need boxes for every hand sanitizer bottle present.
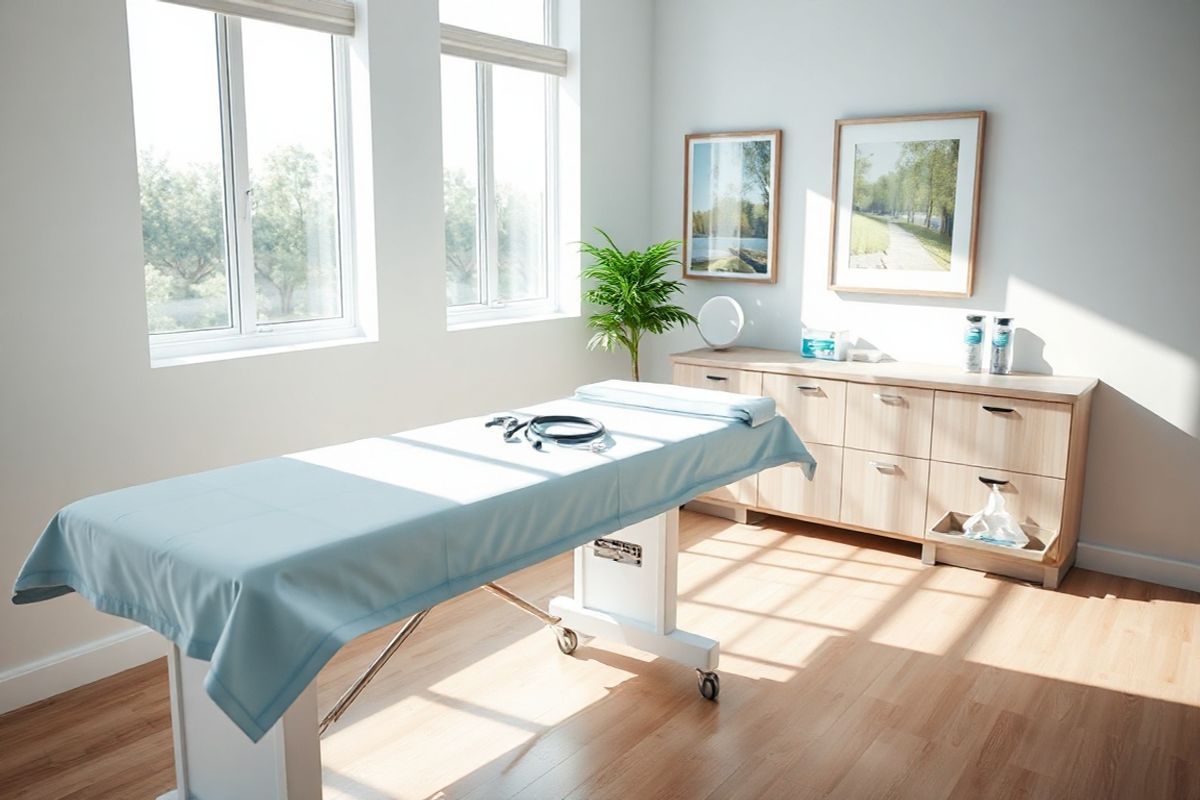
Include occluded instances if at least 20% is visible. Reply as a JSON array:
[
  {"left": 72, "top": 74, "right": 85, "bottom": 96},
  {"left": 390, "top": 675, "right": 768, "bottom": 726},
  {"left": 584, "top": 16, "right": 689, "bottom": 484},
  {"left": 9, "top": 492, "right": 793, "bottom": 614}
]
[
  {"left": 990, "top": 316, "right": 1014, "bottom": 375},
  {"left": 963, "top": 315, "right": 985, "bottom": 372}
]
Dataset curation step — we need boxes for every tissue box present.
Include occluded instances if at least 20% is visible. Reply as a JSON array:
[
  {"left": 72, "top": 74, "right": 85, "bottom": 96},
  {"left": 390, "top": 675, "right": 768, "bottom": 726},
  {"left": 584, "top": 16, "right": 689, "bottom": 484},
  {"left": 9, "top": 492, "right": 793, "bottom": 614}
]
[{"left": 801, "top": 329, "right": 850, "bottom": 361}]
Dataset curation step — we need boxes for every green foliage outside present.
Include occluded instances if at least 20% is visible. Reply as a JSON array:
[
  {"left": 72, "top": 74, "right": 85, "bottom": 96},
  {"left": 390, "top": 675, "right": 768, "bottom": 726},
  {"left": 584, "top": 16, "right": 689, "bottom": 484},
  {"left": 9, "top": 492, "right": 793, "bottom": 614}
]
[
  {"left": 139, "top": 152, "right": 230, "bottom": 332},
  {"left": 249, "top": 146, "right": 338, "bottom": 321},
  {"left": 580, "top": 230, "right": 696, "bottom": 381},
  {"left": 443, "top": 169, "right": 479, "bottom": 306},
  {"left": 849, "top": 212, "right": 890, "bottom": 256},
  {"left": 139, "top": 146, "right": 338, "bottom": 334},
  {"left": 443, "top": 168, "right": 545, "bottom": 306}
]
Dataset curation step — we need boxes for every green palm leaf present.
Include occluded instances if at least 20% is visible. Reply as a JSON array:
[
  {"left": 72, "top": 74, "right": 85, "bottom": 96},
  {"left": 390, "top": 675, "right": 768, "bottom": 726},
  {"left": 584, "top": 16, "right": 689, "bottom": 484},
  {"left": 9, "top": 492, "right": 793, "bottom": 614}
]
[{"left": 580, "top": 228, "right": 696, "bottom": 381}]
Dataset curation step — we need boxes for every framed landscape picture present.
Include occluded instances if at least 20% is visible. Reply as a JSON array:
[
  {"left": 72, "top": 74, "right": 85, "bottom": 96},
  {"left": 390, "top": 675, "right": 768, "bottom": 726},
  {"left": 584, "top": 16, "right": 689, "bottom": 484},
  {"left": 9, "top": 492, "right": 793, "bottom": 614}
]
[
  {"left": 828, "top": 111, "right": 985, "bottom": 297},
  {"left": 683, "top": 130, "right": 781, "bottom": 282}
]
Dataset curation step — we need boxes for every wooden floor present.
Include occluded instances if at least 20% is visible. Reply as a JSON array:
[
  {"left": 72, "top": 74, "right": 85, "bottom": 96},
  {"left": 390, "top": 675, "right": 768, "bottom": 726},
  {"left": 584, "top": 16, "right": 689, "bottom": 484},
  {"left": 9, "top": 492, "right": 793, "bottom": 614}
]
[{"left": 2, "top": 511, "right": 1198, "bottom": 799}]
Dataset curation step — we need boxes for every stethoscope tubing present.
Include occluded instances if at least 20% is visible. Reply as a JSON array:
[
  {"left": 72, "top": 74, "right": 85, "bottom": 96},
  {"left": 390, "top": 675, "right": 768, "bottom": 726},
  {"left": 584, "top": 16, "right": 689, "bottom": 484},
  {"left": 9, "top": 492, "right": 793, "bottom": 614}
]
[
  {"left": 526, "top": 415, "right": 606, "bottom": 445},
  {"left": 487, "top": 414, "right": 607, "bottom": 450}
]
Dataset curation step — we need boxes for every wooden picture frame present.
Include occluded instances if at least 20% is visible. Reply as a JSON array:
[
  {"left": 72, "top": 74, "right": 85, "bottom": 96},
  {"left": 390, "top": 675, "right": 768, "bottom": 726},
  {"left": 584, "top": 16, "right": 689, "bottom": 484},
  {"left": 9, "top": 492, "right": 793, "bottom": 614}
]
[
  {"left": 683, "top": 130, "right": 781, "bottom": 283},
  {"left": 828, "top": 111, "right": 985, "bottom": 297}
]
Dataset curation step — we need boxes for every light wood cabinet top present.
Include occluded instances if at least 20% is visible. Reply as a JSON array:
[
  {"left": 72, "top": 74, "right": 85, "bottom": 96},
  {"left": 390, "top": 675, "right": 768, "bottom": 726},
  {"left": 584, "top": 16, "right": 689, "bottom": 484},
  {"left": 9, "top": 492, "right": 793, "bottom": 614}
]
[{"left": 670, "top": 347, "right": 1096, "bottom": 402}]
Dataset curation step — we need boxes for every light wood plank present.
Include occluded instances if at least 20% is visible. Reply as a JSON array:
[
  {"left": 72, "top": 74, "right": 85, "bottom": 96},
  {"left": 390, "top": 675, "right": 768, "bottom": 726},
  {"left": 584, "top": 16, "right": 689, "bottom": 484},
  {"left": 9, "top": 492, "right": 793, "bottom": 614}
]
[{"left": 1056, "top": 387, "right": 1093, "bottom": 570}]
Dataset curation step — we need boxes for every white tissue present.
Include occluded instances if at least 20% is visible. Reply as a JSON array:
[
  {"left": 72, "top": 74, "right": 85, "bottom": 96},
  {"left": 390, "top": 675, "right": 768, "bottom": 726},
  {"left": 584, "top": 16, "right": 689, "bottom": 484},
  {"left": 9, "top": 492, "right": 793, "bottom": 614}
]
[{"left": 962, "top": 485, "right": 1029, "bottom": 548}]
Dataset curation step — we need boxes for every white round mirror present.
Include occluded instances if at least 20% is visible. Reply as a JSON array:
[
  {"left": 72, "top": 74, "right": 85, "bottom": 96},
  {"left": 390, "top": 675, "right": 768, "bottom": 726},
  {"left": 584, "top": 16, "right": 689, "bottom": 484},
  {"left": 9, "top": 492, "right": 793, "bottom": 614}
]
[{"left": 697, "top": 296, "right": 745, "bottom": 350}]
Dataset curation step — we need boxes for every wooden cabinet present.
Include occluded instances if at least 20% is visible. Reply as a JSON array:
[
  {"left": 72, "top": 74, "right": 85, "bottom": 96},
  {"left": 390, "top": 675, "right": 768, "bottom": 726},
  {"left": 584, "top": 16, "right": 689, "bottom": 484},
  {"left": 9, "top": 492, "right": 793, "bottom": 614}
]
[
  {"left": 844, "top": 383, "right": 934, "bottom": 459},
  {"left": 761, "top": 373, "right": 845, "bottom": 446},
  {"left": 758, "top": 443, "right": 842, "bottom": 521},
  {"left": 671, "top": 347, "right": 1095, "bottom": 588},
  {"left": 839, "top": 448, "right": 930, "bottom": 536}
]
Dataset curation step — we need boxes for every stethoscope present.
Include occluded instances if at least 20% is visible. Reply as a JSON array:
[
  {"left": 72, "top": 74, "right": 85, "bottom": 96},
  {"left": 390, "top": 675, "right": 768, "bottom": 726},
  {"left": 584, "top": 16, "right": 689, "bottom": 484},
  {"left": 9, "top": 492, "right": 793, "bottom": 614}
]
[{"left": 485, "top": 414, "right": 608, "bottom": 451}]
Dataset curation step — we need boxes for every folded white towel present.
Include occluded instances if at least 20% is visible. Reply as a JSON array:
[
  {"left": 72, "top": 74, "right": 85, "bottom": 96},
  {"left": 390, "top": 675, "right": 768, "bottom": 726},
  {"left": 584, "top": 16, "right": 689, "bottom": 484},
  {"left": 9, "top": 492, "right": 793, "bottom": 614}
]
[{"left": 573, "top": 379, "right": 777, "bottom": 427}]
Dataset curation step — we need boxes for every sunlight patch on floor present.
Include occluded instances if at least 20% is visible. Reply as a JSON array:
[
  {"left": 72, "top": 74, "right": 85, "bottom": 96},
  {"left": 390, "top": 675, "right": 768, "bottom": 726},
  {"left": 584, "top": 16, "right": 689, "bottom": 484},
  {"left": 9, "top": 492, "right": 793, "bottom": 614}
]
[
  {"left": 868, "top": 582, "right": 999, "bottom": 656},
  {"left": 320, "top": 627, "right": 650, "bottom": 800},
  {"left": 957, "top": 585, "right": 1200, "bottom": 706}
]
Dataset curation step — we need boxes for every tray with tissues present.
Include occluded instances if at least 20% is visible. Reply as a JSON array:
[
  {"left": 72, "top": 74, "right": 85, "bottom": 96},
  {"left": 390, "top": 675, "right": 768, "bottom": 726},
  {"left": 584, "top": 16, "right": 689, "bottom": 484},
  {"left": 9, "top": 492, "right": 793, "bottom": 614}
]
[{"left": 927, "top": 512, "right": 1061, "bottom": 563}]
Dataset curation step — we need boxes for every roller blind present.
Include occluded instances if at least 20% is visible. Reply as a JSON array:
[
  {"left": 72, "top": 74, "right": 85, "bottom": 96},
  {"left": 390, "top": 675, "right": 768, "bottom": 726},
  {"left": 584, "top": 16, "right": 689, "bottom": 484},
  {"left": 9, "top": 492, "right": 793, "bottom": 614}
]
[
  {"left": 440, "top": 23, "right": 567, "bottom": 77},
  {"left": 159, "top": 0, "right": 355, "bottom": 35}
]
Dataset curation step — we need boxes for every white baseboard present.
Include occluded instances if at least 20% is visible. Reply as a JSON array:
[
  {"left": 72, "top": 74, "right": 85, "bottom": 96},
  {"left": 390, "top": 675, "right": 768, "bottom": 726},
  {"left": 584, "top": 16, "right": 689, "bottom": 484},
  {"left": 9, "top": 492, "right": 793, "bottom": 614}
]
[
  {"left": 0, "top": 626, "right": 164, "bottom": 716},
  {"left": 1077, "top": 542, "right": 1200, "bottom": 593}
]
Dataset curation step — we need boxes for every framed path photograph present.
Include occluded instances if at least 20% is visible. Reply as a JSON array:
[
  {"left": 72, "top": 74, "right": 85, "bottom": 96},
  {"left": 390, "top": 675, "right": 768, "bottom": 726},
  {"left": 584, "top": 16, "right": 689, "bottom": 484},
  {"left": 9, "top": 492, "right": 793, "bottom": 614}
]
[
  {"left": 828, "top": 111, "right": 985, "bottom": 297},
  {"left": 683, "top": 130, "right": 781, "bottom": 282}
]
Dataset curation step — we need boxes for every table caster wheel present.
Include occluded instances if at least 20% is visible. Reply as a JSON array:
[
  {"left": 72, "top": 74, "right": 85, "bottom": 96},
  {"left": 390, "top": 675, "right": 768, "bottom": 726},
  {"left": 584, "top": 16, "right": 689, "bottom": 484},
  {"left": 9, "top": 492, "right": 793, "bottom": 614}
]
[
  {"left": 697, "top": 670, "right": 720, "bottom": 701},
  {"left": 555, "top": 627, "right": 578, "bottom": 655}
]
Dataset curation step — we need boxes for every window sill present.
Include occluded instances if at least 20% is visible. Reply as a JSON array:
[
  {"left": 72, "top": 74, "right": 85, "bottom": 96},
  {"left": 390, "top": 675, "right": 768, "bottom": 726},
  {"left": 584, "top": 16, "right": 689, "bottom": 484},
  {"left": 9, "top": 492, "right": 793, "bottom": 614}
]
[
  {"left": 447, "top": 308, "right": 578, "bottom": 332},
  {"left": 150, "top": 329, "right": 374, "bottom": 369}
]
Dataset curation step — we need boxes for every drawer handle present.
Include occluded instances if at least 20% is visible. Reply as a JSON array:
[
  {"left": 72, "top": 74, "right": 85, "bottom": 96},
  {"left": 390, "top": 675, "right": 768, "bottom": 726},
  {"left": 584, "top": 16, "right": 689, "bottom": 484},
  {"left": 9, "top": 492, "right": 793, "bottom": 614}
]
[
  {"left": 705, "top": 375, "right": 728, "bottom": 382},
  {"left": 873, "top": 392, "right": 903, "bottom": 402},
  {"left": 868, "top": 460, "right": 898, "bottom": 472},
  {"left": 796, "top": 384, "right": 821, "bottom": 392},
  {"left": 982, "top": 405, "right": 1014, "bottom": 414},
  {"left": 978, "top": 476, "right": 1011, "bottom": 487}
]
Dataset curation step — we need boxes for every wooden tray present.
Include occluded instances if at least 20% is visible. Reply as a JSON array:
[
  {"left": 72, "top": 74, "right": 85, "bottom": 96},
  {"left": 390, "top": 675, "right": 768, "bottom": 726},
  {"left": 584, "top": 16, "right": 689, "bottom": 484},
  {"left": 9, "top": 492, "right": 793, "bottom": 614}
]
[{"left": 927, "top": 512, "right": 1060, "bottom": 564}]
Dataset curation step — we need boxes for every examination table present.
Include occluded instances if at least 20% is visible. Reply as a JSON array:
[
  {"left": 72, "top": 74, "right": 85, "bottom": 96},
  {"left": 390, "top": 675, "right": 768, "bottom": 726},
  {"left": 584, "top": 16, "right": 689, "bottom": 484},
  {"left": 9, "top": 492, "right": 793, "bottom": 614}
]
[{"left": 13, "top": 380, "right": 814, "bottom": 799}]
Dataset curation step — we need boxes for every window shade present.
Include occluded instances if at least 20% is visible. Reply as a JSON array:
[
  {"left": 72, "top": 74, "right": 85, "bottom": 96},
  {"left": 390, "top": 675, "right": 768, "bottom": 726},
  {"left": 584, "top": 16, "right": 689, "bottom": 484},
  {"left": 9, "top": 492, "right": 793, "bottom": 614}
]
[
  {"left": 440, "top": 24, "right": 567, "bottom": 77},
  {"left": 159, "top": 0, "right": 355, "bottom": 36}
]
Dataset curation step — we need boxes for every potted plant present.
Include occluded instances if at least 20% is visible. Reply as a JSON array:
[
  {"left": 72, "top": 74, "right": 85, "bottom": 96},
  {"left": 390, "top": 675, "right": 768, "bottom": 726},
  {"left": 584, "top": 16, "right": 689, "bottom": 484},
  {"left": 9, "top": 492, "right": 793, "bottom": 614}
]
[{"left": 581, "top": 229, "right": 696, "bottom": 381}]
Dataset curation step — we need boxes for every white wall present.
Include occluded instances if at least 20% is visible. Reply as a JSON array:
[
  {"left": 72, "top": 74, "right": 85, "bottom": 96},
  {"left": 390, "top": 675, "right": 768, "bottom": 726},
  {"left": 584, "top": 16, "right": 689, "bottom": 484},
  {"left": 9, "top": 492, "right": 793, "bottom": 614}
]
[
  {"left": 643, "top": 0, "right": 1200, "bottom": 586},
  {"left": 0, "top": 0, "right": 652, "bottom": 707}
]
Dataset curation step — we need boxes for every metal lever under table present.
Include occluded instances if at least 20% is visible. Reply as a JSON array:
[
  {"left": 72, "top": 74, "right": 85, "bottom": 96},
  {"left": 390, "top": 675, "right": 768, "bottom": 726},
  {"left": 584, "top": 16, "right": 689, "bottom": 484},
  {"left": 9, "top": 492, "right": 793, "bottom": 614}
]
[{"left": 318, "top": 582, "right": 580, "bottom": 736}]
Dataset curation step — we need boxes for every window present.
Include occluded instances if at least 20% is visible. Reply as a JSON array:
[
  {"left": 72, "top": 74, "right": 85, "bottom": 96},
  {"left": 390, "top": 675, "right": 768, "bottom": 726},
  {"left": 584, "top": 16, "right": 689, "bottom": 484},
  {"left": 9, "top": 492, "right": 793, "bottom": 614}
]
[
  {"left": 439, "top": 0, "right": 545, "bottom": 42},
  {"left": 127, "top": 0, "right": 359, "bottom": 362},
  {"left": 440, "top": 0, "right": 568, "bottom": 323}
]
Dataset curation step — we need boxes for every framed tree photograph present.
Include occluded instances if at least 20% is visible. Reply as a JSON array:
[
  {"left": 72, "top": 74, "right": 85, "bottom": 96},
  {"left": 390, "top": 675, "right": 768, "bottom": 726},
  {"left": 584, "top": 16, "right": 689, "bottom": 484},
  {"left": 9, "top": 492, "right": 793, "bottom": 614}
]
[
  {"left": 828, "top": 111, "right": 985, "bottom": 297},
  {"left": 683, "top": 130, "right": 781, "bottom": 282}
]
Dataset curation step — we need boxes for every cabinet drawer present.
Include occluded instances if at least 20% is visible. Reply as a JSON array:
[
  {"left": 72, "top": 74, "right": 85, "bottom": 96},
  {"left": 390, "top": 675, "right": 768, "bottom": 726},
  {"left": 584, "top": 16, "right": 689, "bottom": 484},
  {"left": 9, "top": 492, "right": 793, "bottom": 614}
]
[
  {"left": 931, "top": 392, "right": 1072, "bottom": 478},
  {"left": 839, "top": 448, "right": 930, "bottom": 537},
  {"left": 762, "top": 373, "right": 846, "bottom": 446},
  {"left": 672, "top": 363, "right": 763, "bottom": 395},
  {"left": 757, "top": 443, "right": 842, "bottom": 521},
  {"left": 844, "top": 383, "right": 934, "bottom": 458},
  {"left": 925, "top": 461, "right": 1065, "bottom": 534}
]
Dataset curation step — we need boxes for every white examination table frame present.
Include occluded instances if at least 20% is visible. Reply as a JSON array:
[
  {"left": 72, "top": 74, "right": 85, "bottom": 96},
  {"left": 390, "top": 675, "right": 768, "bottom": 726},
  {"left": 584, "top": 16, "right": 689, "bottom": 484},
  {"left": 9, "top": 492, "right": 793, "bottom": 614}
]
[{"left": 157, "top": 507, "right": 716, "bottom": 800}]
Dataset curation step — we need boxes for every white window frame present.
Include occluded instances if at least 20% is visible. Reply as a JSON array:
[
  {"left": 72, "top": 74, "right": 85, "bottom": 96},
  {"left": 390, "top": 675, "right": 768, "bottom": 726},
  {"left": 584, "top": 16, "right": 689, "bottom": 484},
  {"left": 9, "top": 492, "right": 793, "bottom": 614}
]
[
  {"left": 442, "top": 1, "right": 567, "bottom": 327},
  {"left": 140, "top": 9, "right": 362, "bottom": 365}
]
